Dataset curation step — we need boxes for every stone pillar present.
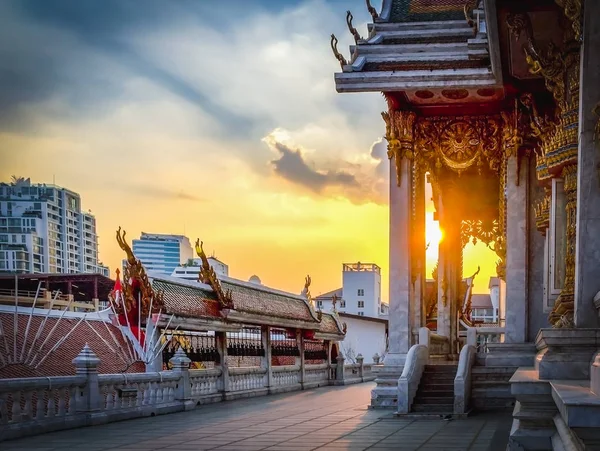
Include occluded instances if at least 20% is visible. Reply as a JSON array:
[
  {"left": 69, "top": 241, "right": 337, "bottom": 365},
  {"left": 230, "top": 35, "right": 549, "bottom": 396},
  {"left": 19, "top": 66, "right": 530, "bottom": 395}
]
[
  {"left": 297, "top": 330, "right": 305, "bottom": 387},
  {"left": 216, "top": 331, "right": 230, "bottom": 393},
  {"left": 356, "top": 354, "right": 364, "bottom": 380},
  {"left": 574, "top": 0, "right": 600, "bottom": 328},
  {"left": 436, "top": 196, "right": 450, "bottom": 339},
  {"left": 72, "top": 344, "right": 101, "bottom": 412},
  {"left": 411, "top": 169, "right": 426, "bottom": 341},
  {"left": 386, "top": 157, "right": 413, "bottom": 364},
  {"left": 262, "top": 326, "right": 273, "bottom": 389},
  {"left": 505, "top": 155, "right": 529, "bottom": 343},
  {"left": 169, "top": 348, "right": 194, "bottom": 409},
  {"left": 335, "top": 353, "right": 346, "bottom": 383}
]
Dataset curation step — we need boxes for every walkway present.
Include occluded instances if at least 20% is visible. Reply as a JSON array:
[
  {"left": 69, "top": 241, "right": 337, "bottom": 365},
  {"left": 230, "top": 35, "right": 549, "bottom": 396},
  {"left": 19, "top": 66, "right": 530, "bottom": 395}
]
[{"left": 4, "top": 383, "right": 512, "bottom": 451}]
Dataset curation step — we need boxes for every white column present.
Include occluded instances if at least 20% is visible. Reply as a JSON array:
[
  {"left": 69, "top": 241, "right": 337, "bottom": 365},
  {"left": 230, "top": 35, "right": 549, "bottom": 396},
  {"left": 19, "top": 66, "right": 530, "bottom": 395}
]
[
  {"left": 574, "top": 0, "right": 600, "bottom": 328},
  {"left": 505, "top": 155, "right": 528, "bottom": 343},
  {"left": 436, "top": 194, "right": 450, "bottom": 338},
  {"left": 385, "top": 157, "right": 412, "bottom": 365}
]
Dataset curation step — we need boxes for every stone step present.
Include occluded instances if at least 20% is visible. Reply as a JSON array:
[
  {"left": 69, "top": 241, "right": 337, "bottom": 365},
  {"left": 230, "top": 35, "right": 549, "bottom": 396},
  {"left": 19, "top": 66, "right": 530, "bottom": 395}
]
[
  {"left": 472, "top": 387, "right": 512, "bottom": 398},
  {"left": 425, "top": 364, "right": 458, "bottom": 371},
  {"left": 415, "top": 389, "right": 454, "bottom": 397},
  {"left": 472, "top": 397, "right": 515, "bottom": 411},
  {"left": 415, "top": 398, "right": 456, "bottom": 406},
  {"left": 472, "top": 366, "right": 519, "bottom": 374},
  {"left": 419, "top": 383, "right": 454, "bottom": 391},
  {"left": 472, "top": 380, "right": 511, "bottom": 389},
  {"left": 412, "top": 403, "right": 454, "bottom": 413}
]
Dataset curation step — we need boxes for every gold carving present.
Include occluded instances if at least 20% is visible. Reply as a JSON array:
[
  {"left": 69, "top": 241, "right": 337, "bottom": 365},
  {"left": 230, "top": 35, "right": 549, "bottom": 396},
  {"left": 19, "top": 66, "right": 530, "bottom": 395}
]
[
  {"left": 461, "top": 219, "right": 499, "bottom": 248},
  {"left": 365, "top": 0, "right": 378, "bottom": 20},
  {"left": 556, "top": 0, "right": 583, "bottom": 41},
  {"left": 383, "top": 106, "right": 417, "bottom": 186},
  {"left": 414, "top": 115, "right": 502, "bottom": 175},
  {"left": 346, "top": 11, "right": 362, "bottom": 44},
  {"left": 195, "top": 239, "right": 234, "bottom": 309},
  {"left": 534, "top": 195, "right": 551, "bottom": 234},
  {"left": 330, "top": 34, "right": 347, "bottom": 70},
  {"left": 113, "top": 227, "right": 164, "bottom": 317}
]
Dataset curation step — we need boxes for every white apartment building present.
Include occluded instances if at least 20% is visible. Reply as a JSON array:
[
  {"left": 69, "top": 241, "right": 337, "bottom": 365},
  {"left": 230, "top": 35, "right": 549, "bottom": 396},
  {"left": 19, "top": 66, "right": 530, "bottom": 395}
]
[
  {"left": 0, "top": 177, "right": 109, "bottom": 275},
  {"left": 315, "top": 262, "right": 388, "bottom": 318},
  {"left": 170, "top": 256, "right": 229, "bottom": 280}
]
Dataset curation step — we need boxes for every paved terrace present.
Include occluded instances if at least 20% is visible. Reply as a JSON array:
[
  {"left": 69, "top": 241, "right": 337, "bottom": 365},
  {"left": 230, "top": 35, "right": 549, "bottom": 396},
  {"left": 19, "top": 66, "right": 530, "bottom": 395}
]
[{"left": 4, "top": 383, "right": 511, "bottom": 451}]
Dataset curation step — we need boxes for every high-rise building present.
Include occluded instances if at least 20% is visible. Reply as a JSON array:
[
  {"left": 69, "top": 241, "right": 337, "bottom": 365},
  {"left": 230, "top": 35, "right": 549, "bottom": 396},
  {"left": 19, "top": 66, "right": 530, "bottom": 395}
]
[
  {"left": 0, "top": 177, "right": 109, "bottom": 275},
  {"left": 131, "top": 233, "right": 193, "bottom": 275},
  {"left": 170, "top": 256, "right": 229, "bottom": 280}
]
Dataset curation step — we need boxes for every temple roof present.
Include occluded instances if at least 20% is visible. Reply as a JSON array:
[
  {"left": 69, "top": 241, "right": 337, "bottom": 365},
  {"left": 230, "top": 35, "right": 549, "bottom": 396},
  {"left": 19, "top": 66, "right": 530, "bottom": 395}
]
[
  {"left": 149, "top": 273, "right": 345, "bottom": 337},
  {"left": 332, "top": 0, "right": 504, "bottom": 110}
]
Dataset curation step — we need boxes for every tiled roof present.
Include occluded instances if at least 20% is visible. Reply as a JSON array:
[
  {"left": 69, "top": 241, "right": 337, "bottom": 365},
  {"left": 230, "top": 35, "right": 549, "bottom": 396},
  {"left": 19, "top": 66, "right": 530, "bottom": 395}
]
[
  {"left": 318, "top": 314, "right": 344, "bottom": 335},
  {"left": 0, "top": 313, "right": 144, "bottom": 379},
  {"left": 152, "top": 278, "right": 221, "bottom": 319},
  {"left": 389, "top": 0, "right": 466, "bottom": 23},
  {"left": 222, "top": 280, "right": 317, "bottom": 323},
  {"left": 471, "top": 294, "right": 493, "bottom": 309}
]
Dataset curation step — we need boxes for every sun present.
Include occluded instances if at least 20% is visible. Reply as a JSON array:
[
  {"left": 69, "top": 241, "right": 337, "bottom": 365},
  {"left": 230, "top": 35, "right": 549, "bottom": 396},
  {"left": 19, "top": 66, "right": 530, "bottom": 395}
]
[{"left": 425, "top": 213, "right": 443, "bottom": 247}]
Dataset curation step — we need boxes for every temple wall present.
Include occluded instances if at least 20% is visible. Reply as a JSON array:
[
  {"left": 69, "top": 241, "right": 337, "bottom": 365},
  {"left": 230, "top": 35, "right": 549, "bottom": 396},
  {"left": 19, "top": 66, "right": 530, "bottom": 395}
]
[{"left": 527, "top": 156, "right": 549, "bottom": 341}]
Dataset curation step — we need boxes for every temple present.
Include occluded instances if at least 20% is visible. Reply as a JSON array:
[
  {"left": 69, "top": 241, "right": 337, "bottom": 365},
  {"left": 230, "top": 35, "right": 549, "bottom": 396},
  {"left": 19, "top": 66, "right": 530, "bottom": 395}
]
[{"left": 331, "top": 0, "right": 600, "bottom": 448}]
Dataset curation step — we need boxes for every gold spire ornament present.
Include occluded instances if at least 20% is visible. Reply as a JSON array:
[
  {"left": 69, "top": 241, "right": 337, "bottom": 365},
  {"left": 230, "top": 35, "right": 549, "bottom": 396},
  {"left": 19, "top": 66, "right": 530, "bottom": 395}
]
[
  {"left": 114, "top": 227, "right": 164, "bottom": 316},
  {"left": 195, "top": 239, "right": 233, "bottom": 309}
]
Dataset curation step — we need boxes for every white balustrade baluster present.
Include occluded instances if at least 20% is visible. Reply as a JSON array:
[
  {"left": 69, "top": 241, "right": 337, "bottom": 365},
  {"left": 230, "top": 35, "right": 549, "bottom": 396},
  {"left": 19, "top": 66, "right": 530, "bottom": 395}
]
[
  {"left": 11, "top": 391, "right": 22, "bottom": 423},
  {"left": 105, "top": 386, "right": 114, "bottom": 410},
  {"left": 23, "top": 390, "right": 33, "bottom": 420},
  {"left": 57, "top": 388, "right": 67, "bottom": 416},
  {"left": 36, "top": 389, "right": 45, "bottom": 419},
  {"left": 68, "top": 386, "right": 76, "bottom": 415},
  {"left": 46, "top": 390, "right": 55, "bottom": 418}
]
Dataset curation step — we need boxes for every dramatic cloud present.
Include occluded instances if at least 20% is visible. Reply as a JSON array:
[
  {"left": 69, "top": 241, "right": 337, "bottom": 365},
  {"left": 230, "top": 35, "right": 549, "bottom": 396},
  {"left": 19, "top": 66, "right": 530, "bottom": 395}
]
[
  {"left": 263, "top": 130, "right": 387, "bottom": 205},
  {"left": 270, "top": 140, "right": 359, "bottom": 193}
]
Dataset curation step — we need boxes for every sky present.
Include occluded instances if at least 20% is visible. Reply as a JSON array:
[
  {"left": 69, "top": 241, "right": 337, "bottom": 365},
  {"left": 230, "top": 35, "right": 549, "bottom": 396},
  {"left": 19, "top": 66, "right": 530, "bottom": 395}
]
[{"left": 0, "top": 0, "right": 497, "bottom": 298}]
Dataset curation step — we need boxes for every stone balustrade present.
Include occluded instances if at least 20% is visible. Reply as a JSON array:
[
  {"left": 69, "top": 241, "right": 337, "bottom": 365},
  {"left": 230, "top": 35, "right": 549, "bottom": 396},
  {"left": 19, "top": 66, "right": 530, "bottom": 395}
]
[
  {"left": 397, "top": 344, "right": 429, "bottom": 414},
  {"left": 0, "top": 345, "right": 373, "bottom": 442}
]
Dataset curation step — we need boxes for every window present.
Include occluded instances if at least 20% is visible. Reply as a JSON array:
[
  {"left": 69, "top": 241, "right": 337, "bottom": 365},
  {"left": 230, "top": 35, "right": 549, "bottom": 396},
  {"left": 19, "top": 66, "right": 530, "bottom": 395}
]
[
  {"left": 358, "top": 300, "right": 364, "bottom": 308},
  {"left": 358, "top": 312, "right": 364, "bottom": 316},
  {"left": 357, "top": 289, "right": 364, "bottom": 296},
  {"left": 340, "top": 300, "right": 346, "bottom": 308},
  {"left": 317, "top": 300, "right": 323, "bottom": 309}
]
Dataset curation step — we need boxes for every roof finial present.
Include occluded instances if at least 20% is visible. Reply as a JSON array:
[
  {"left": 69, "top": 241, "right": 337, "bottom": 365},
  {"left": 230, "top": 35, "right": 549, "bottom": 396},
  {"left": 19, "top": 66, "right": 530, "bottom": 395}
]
[
  {"left": 330, "top": 34, "right": 347, "bottom": 70},
  {"left": 346, "top": 11, "right": 362, "bottom": 44},
  {"left": 365, "top": 0, "right": 378, "bottom": 20}
]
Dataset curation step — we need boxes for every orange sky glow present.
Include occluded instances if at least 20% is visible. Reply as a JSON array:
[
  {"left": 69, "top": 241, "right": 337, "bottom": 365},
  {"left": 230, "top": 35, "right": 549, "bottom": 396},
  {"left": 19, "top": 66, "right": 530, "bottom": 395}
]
[{"left": 0, "top": 0, "right": 498, "bottom": 300}]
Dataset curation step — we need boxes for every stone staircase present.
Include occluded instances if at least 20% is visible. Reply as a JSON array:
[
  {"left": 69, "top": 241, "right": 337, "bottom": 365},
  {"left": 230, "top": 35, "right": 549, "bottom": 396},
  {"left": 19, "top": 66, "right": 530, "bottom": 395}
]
[
  {"left": 411, "top": 364, "right": 457, "bottom": 414},
  {"left": 471, "top": 365, "right": 518, "bottom": 411}
]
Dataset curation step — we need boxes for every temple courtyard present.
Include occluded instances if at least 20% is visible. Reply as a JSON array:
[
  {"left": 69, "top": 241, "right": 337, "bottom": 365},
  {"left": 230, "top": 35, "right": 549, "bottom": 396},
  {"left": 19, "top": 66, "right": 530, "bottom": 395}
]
[{"left": 4, "top": 383, "right": 512, "bottom": 451}]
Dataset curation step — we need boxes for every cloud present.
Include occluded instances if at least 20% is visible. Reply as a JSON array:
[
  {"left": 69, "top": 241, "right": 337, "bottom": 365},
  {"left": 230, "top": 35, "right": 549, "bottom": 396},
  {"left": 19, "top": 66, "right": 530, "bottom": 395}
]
[
  {"left": 269, "top": 140, "right": 358, "bottom": 193},
  {"left": 263, "top": 130, "right": 388, "bottom": 205}
]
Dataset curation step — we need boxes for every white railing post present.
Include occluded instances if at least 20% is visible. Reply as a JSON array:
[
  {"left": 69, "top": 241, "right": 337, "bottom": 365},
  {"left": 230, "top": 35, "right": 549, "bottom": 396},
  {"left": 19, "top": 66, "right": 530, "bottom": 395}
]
[
  {"left": 467, "top": 327, "right": 477, "bottom": 348},
  {"left": 72, "top": 344, "right": 101, "bottom": 412},
  {"left": 356, "top": 354, "right": 364, "bottom": 381},
  {"left": 336, "top": 353, "right": 346, "bottom": 383},
  {"left": 418, "top": 327, "right": 430, "bottom": 348},
  {"left": 297, "top": 330, "right": 306, "bottom": 388},
  {"left": 454, "top": 344, "right": 476, "bottom": 414},
  {"left": 397, "top": 344, "right": 429, "bottom": 414},
  {"left": 169, "top": 348, "right": 192, "bottom": 409}
]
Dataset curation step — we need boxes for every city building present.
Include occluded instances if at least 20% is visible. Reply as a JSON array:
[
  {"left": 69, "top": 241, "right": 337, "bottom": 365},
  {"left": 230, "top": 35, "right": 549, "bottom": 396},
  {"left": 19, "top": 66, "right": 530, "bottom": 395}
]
[
  {"left": 0, "top": 177, "right": 109, "bottom": 275},
  {"left": 316, "top": 262, "right": 388, "bottom": 318},
  {"left": 131, "top": 233, "right": 192, "bottom": 275},
  {"left": 170, "top": 256, "right": 229, "bottom": 280},
  {"left": 338, "top": 312, "right": 388, "bottom": 364}
]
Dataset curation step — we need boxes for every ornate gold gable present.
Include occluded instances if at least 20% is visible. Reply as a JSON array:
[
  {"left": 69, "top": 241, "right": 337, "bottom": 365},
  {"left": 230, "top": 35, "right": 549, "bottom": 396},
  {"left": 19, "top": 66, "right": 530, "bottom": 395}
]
[
  {"left": 195, "top": 239, "right": 234, "bottom": 309},
  {"left": 113, "top": 227, "right": 164, "bottom": 317}
]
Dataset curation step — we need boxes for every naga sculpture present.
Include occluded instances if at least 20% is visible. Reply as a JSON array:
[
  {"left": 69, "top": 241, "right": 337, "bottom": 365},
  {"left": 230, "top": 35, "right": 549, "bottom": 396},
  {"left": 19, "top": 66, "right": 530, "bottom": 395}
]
[{"left": 195, "top": 239, "right": 234, "bottom": 309}]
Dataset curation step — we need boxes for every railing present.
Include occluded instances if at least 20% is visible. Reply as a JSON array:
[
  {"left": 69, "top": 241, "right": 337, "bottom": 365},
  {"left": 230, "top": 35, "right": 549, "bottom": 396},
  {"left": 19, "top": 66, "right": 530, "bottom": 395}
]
[
  {"left": 397, "top": 344, "right": 429, "bottom": 414},
  {"left": 454, "top": 344, "right": 476, "bottom": 414},
  {"left": 466, "top": 326, "right": 505, "bottom": 353},
  {"left": 0, "top": 345, "right": 374, "bottom": 442},
  {"left": 272, "top": 365, "right": 300, "bottom": 387},
  {"left": 0, "top": 375, "right": 86, "bottom": 425}
]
